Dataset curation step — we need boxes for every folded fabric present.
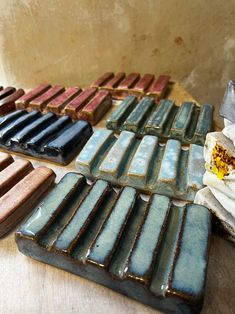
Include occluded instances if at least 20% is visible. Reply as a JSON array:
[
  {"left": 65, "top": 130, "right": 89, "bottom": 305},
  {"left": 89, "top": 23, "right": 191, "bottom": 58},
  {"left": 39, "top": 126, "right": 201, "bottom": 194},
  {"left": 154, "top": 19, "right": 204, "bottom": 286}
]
[
  {"left": 195, "top": 187, "right": 235, "bottom": 242},
  {"left": 223, "top": 123, "right": 235, "bottom": 145}
]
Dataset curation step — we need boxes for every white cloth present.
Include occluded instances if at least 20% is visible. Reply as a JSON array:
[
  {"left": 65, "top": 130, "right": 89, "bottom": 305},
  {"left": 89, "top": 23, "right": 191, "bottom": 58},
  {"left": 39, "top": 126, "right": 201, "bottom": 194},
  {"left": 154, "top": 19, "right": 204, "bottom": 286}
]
[
  {"left": 222, "top": 124, "right": 235, "bottom": 146},
  {"left": 195, "top": 187, "right": 235, "bottom": 242}
]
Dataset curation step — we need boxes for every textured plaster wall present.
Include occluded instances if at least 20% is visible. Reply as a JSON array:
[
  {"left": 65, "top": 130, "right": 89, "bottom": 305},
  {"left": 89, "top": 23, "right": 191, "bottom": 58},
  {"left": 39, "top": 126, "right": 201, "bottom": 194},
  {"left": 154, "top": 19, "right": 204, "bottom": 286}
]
[{"left": 0, "top": 0, "right": 235, "bottom": 127}]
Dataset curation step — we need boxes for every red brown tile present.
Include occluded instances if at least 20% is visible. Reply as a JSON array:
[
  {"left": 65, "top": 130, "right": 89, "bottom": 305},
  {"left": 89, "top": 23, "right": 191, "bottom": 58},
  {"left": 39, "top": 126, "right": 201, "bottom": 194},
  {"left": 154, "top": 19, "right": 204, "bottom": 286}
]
[
  {"left": 29, "top": 85, "right": 65, "bottom": 111},
  {"left": 0, "top": 89, "right": 25, "bottom": 115},
  {"left": 147, "top": 75, "right": 170, "bottom": 100},
  {"left": 0, "top": 153, "right": 14, "bottom": 171},
  {"left": 79, "top": 90, "right": 112, "bottom": 125},
  {"left": 15, "top": 84, "right": 51, "bottom": 109},
  {"left": 47, "top": 87, "right": 82, "bottom": 114},
  {"left": 0, "top": 165, "right": 55, "bottom": 237},
  {"left": 102, "top": 72, "right": 126, "bottom": 89},
  {"left": 91, "top": 72, "right": 114, "bottom": 88},
  {"left": 65, "top": 87, "right": 97, "bottom": 119}
]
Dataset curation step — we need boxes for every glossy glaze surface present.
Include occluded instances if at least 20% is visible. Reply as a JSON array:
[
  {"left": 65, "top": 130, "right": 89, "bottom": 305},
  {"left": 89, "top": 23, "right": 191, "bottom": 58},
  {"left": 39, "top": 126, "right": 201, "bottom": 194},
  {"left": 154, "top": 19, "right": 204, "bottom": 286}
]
[
  {"left": 92, "top": 72, "right": 170, "bottom": 100},
  {"left": 0, "top": 86, "right": 25, "bottom": 115},
  {"left": 16, "top": 84, "right": 111, "bottom": 125},
  {"left": 0, "top": 110, "right": 93, "bottom": 164},
  {"left": 0, "top": 152, "right": 55, "bottom": 237},
  {"left": 16, "top": 172, "right": 211, "bottom": 314},
  {"left": 107, "top": 97, "right": 213, "bottom": 145},
  {"left": 76, "top": 129, "right": 204, "bottom": 201}
]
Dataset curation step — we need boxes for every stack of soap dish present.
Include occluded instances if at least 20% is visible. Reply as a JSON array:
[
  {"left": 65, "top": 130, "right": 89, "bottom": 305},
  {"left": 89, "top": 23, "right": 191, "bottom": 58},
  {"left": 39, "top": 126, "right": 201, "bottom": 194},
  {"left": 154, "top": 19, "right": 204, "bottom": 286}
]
[
  {"left": 76, "top": 129, "right": 205, "bottom": 201},
  {"left": 0, "top": 152, "right": 55, "bottom": 237},
  {"left": 0, "top": 74, "right": 214, "bottom": 313},
  {"left": 91, "top": 72, "right": 170, "bottom": 100},
  {"left": 15, "top": 84, "right": 112, "bottom": 125},
  {"left": 16, "top": 172, "right": 211, "bottom": 314},
  {"left": 0, "top": 86, "right": 24, "bottom": 115},
  {"left": 0, "top": 110, "right": 93, "bottom": 164}
]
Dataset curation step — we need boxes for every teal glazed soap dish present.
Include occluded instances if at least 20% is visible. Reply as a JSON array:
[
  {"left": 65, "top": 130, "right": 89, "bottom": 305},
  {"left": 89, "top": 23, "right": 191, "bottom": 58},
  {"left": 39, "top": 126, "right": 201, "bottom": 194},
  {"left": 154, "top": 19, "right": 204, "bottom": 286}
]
[
  {"left": 15, "top": 172, "right": 211, "bottom": 314},
  {"left": 106, "top": 96, "right": 213, "bottom": 145},
  {"left": 76, "top": 129, "right": 205, "bottom": 201}
]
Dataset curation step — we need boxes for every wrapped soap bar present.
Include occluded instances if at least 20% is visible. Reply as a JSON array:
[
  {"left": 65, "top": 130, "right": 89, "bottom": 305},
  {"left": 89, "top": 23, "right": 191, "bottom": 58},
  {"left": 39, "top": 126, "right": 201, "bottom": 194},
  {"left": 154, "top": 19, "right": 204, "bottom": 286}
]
[
  {"left": 16, "top": 172, "right": 211, "bottom": 314},
  {"left": 195, "top": 131, "right": 235, "bottom": 242},
  {"left": 204, "top": 132, "right": 235, "bottom": 179},
  {"left": 0, "top": 152, "right": 55, "bottom": 237}
]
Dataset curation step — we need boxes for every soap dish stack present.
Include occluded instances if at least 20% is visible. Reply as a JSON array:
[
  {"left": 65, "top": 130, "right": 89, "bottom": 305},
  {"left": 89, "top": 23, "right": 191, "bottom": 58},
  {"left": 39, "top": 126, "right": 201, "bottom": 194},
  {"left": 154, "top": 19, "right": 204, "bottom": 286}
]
[{"left": 13, "top": 73, "right": 214, "bottom": 314}]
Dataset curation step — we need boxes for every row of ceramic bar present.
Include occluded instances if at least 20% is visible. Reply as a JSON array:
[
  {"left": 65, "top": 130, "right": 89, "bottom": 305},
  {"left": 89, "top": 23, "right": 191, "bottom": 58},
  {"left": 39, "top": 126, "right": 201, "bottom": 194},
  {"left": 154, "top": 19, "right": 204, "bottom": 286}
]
[
  {"left": 0, "top": 152, "right": 55, "bottom": 237},
  {"left": 15, "top": 84, "right": 112, "bottom": 125},
  {"left": 91, "top": 72, "right": 171, "bottom": 100},
  {"left": 76, "top": 129, "right": 204, "bottom": 201},
  {"left": 0, "top": 110, "right": 92, "bottom": 164},
  {"left": 16, "top": 172, "right": 211, "bottom": 314},
  {"left": 0, "top": 85, "right": 24, "bottom": 115},
  {"left": 106, "top": 96, "right": 214, "bottom": 145}
]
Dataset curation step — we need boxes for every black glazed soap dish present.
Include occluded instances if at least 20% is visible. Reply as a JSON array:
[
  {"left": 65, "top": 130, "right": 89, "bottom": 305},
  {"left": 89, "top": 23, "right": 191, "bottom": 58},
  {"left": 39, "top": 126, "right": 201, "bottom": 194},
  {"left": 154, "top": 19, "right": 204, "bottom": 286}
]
[{"left": 0, "top": 110, "right": 93, "bottom": 164}]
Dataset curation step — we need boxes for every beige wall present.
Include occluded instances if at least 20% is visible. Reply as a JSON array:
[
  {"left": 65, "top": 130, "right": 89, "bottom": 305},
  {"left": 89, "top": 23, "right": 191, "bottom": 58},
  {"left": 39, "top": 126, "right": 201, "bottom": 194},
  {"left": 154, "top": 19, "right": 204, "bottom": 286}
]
[{"left": 0, "top": 0, "right": 235, "bottom": 127}]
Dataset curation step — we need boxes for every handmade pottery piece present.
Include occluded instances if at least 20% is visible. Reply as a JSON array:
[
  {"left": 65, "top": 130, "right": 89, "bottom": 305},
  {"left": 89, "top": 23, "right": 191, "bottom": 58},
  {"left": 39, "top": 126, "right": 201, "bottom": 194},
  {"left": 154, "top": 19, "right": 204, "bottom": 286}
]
[
  {"left": 0, "top": 152, "right": 55, "bottom": 237},
  {"left": 15, "top": 84, "right": 112, "bottom": 125},
  {"left": 0, "top": 110, "right": 93, "bottom": 164},
  {"left": 16, "top": 172, "right": 211, "bottom": 314},
  {"left": 106, "top": 96, "right": 213, "bottom": 145},
  {"left": 91, "top": 72, "right": 170, "bottom": 100},
  {"left": 0, "top": 86, "right": 25, "bottom": 115},
  {"left": 76, "top": 129, "right": 205, "bottom": 201}
]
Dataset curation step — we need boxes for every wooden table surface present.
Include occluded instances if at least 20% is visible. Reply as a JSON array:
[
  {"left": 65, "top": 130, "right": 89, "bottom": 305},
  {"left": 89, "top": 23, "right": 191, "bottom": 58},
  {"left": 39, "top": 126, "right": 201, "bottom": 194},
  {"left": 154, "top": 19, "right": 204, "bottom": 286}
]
[{"left": 0, "top": 82, "right": 234, "bottom": 314}]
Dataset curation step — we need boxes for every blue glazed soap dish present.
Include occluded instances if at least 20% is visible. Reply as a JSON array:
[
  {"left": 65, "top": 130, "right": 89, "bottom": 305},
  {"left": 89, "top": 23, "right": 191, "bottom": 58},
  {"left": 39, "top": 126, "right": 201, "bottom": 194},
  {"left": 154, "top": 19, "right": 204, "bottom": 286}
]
[
  {"left": 15, "top": 172, "right": 211, "bottom": 314},
  {"left": 76, "top": 129, "right": 205, "bottom": 201}
]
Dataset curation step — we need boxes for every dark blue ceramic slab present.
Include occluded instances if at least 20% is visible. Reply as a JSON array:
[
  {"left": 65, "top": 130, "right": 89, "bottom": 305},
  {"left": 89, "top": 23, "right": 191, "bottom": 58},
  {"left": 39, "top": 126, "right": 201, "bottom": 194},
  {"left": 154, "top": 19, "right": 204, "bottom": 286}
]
[
  {"left": 16, "top": 172, "right": 211, "bottom": 314},
  {"left": 76, "top": 129, "right": 205, "bottom": 201},
  {"left": 0, "top": 110, "right": 93, "bottom": 164},
  {"left": 106, "top": 97, "right": 213, "bottom": 145}
]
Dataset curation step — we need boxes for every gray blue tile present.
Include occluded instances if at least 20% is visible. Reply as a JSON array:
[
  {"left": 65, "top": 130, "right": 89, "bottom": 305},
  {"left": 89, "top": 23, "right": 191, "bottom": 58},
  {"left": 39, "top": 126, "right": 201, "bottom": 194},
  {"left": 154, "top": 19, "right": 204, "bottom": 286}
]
[{"left": 16, "top": 172, "right": 211, "bottom": 314}]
